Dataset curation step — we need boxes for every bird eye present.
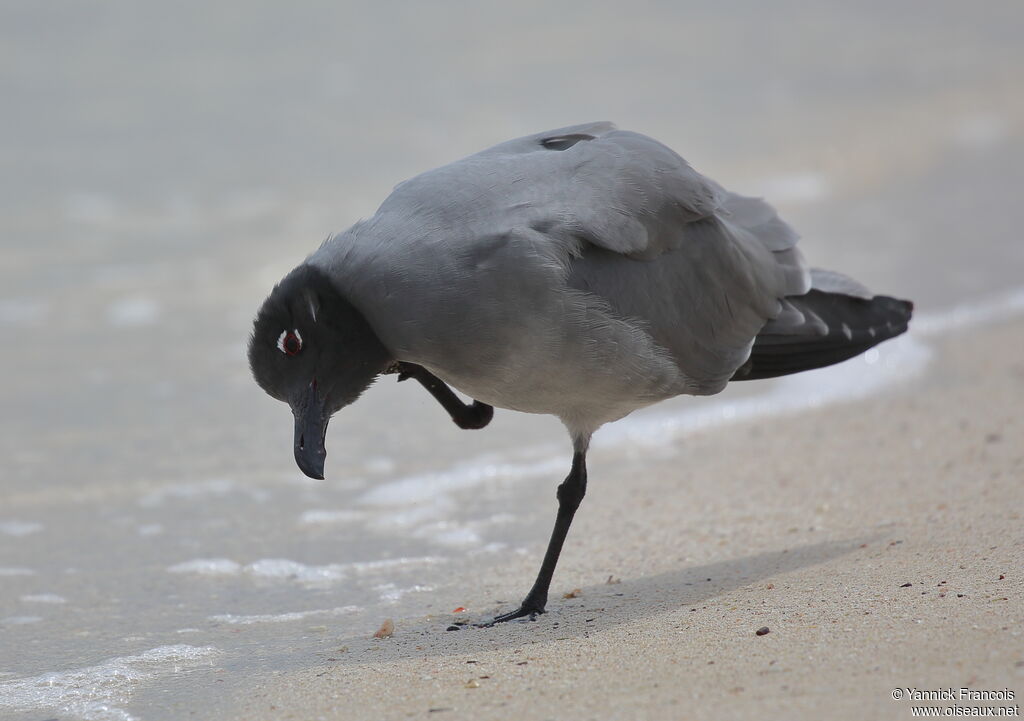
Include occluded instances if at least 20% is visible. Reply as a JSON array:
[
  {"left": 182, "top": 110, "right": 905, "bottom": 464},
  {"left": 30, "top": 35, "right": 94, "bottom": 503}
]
[{"left": 276, "top": 329, "right": 303, "bottom": 355}]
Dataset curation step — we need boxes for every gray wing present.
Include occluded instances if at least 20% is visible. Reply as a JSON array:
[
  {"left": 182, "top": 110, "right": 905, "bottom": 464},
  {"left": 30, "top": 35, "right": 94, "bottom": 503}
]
[
  {"left": 356, "top": 123, "right": 811, "bottom": 395},
  {"left": 384, "top": 122, "right": 726, "bottom": 259},
  {"left": 467, "top": 123, "right": 811, "bottom": 390}
]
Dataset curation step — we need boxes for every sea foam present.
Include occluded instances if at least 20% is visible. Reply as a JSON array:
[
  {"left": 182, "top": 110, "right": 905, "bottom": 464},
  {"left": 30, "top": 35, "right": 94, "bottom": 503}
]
[{"left": 0, "top": 645, "right": 218, "bottom": 721}]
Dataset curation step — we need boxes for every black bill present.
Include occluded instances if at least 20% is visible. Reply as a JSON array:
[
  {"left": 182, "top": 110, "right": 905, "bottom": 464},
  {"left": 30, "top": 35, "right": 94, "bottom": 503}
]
[{"left": 292, "top": 380, "right": 329, "bottom": 480}]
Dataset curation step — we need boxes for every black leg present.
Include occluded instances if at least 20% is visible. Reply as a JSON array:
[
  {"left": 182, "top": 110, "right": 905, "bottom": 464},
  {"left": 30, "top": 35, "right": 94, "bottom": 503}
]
[
  {"left": 392, "top": 362, "right": 493, "bottom": 429},
  {"left": 484, "top": 450, "right": 588, "bottom": 625}
]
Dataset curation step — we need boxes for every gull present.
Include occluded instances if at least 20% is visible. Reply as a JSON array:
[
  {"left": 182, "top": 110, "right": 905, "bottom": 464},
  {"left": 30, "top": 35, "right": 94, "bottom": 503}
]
[{"left": 248, "top": 123, "right": 912, "bottom": 624}]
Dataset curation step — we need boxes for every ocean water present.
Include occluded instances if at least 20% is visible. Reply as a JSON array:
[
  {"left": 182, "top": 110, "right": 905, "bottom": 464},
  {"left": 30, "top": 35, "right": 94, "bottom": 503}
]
[{"left": 2, "top": 2, "right": 1023, "bottom": 719}]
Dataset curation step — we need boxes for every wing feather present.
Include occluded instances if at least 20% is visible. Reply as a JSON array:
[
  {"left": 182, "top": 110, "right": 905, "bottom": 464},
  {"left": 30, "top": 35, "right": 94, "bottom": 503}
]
[{"left": 367, "top": 123, "right": 813, "bottom": 389}]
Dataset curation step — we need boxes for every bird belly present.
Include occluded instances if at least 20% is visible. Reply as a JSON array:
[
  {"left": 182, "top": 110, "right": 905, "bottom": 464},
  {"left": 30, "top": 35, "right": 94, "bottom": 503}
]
[{"left": 419, "top": 324, "right": 687, "bottom": 437}]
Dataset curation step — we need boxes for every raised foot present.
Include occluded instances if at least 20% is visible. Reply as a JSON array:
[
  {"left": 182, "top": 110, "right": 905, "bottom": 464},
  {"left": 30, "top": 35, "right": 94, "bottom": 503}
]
[
  {"left": 393, "top": 362, "right": 494, "bottom": 430},
  {"left": 454, "top": 401, "right": 493, "bottom": 430}
]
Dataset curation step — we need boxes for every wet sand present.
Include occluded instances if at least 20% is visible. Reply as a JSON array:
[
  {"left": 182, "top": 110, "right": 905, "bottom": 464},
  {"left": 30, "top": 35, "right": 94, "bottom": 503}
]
[{"left": 231, "top": 317, "right": 1023, "bottom": 721}]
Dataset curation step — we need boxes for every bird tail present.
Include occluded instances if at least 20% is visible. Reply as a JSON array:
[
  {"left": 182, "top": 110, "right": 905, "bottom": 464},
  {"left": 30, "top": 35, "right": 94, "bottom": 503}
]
[{"left": 730, "top": 269, "right": 913, "bottom": 381}]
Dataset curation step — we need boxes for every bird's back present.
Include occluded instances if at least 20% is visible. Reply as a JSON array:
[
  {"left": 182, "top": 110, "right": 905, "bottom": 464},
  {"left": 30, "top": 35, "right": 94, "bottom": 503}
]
[{"left": 310, "top": 124, "right": 822, "bottom": 433}]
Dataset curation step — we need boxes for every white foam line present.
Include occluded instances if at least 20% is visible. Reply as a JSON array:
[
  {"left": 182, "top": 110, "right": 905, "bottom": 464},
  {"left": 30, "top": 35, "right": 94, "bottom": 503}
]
[
  {"left": 342, "top": 556, "right": 447, "bottom": 573},
  {"left": 2, "top": 616, "right": 42, "bottom": 626},
  {"left": 415, "top": 524, "right": 483, "bottom": 547},
  {"left": 20, "top": 593, "right": 67, "bottom": 604},
  {"left": 166, "top": 558, "right": 241, "bottom": 576},
  {"left": 358, "top": 456, "right": 565, "bottom": 506},
  {"left": 364, "top": 496, "right": 457, "bottom": 531},
  {"left": 0, "top": 520, "right": 43, "bottom": 537},
  {"left": 244, "top": 558, "right": 348, "bottom": 583},
  {"left": 912, "top": 286, "right": 1024, "bottom": 337},
  {"left": 374, "top": 583, "right": 434, "bottom": 603},
  {"left": 209, "top": 606, "right": 361, "bottom": 625},
  {"left": 167, "top": 558, "right": 345, "bottom": 585},
  {"left": 299, "top": 509, "right": 364, "bottom": 525},
  {"left": 0, "top": 567, "right": 36, "bottom": 577},
  {"left": 139, "top": 479, "right": 269, "bottom": 508},
  {"left": 168, "top": 556, "right": 446, "bottom": 585},
  {"left": 0, "top": 645, "right": 219, "bottom": 721}
]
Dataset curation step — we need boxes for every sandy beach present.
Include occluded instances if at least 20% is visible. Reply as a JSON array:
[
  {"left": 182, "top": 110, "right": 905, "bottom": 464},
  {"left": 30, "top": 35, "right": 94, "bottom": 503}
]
[
  {"left": 2, "top": 3, "right": 1022, "bottom": 720},
  {"left": 228, "top": 318, "right": 1023, "bottom": 721}
]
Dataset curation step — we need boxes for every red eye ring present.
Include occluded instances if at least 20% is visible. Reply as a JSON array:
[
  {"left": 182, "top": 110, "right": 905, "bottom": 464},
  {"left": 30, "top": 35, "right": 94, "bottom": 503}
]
[{"left": 276, "top": 329, "right": 303, "bottom": 356}]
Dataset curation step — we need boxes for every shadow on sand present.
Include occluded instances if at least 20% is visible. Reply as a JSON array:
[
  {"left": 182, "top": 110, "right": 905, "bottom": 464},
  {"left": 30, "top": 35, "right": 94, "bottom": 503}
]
[{"left": 306, "top": 535, "right": 870, "bottom": 666}]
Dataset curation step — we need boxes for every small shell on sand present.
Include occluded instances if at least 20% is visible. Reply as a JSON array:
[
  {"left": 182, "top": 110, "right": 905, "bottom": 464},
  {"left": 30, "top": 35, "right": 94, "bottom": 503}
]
[{"left": 373, "top": 619, "right": 395, "bottom": 638}]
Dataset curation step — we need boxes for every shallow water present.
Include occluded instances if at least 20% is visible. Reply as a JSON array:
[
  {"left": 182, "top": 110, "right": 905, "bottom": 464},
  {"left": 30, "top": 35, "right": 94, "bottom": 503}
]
[{"left": 1, "top": 2, "right": 1023, "bottom": 719}]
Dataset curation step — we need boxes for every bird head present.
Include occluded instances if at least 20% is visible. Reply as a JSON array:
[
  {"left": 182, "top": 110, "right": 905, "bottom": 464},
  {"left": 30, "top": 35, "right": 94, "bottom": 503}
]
[{"left": 248, "top": 264, "right": 391, "bottom": 479}]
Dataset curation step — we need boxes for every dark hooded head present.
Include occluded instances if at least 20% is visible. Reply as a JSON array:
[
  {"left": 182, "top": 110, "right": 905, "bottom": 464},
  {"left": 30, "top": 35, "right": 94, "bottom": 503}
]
[{"left": 248, "top": 264, "right": 391, "bottom": 479}]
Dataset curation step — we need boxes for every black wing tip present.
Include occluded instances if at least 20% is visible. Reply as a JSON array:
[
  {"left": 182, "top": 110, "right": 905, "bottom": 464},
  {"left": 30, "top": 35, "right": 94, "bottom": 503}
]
[
  {"left": 872, "top": 294, "right": 914, "bottom": 318},
  {"left": 732, "top": 291, "right": 915, "bottom": 382}
]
